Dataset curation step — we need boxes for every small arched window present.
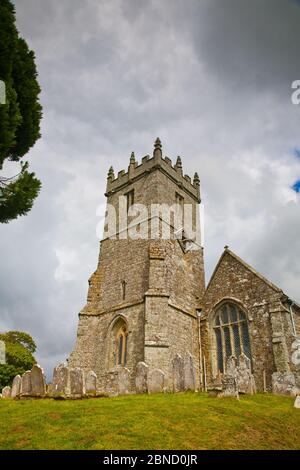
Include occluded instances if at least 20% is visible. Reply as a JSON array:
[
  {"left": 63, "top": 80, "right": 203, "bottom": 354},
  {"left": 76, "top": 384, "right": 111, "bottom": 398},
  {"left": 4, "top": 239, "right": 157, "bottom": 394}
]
[
  {"left": 213, "top": 303, "right": 251, "bottom": 373},
  {"left": 116, "top": 325, "right": 128, "bottom": 366}
]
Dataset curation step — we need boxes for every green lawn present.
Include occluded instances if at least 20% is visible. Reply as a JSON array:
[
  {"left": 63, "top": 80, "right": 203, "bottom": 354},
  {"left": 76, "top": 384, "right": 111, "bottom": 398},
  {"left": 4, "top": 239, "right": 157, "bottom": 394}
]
[{"left": 0, "top": 392, "right": 299, "bottom": 450}]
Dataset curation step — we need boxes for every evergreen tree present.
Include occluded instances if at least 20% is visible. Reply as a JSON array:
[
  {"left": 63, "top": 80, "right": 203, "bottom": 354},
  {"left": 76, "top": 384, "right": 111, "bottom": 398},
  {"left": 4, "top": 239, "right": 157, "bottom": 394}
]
[{"left": 0, "top": 0, "right": 42, "bottom": 223}]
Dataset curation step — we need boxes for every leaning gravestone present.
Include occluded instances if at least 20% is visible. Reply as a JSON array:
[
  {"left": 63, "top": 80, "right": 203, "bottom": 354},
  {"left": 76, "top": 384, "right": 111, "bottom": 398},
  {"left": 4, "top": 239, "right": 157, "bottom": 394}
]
[
  {"left": 135, "top": 362, "right": 149, "bottom": 394},
  {"left": 21, "top": 371, "right": 32, "bottom": 397},
  {"left": 117, "top": 367, "right": 131, "bottom": 395},
  {"left": 11, "top": 375, "right": 22, "bottom": 398},
  {"left": 69, "top": 368, "right": 85, "bottom": 398},
  {"left": 85, "top": 371, "right": 97, "bottom": 396},
  {"left": 183, "top": 354, "right": 196, "bottom": 391},
  {"left": 147, "top": 368, "right": 165, "bottom": 394},
  {"left": 2, "top": 386, "right": 11, "bottom": 398},
  {"left": 31, "top": 365, "right": 46, "bottom": 397},
  {"left": 51, "top": 363, "right": 69, "bottom": 397},
  {"left": 172, "top": 354, "right": 184, "bottom": 392}
]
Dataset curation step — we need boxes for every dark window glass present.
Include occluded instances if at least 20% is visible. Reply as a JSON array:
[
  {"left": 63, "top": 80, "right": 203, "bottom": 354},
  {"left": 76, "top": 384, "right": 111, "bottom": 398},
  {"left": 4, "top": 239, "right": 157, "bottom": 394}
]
[
  {"left": 232, "top": 323, "right": 241, "bottom": 356},
  {"left": 214, "top": 303, "right": 251, "bottom": 373},
  {"left": 118, "top": 334, "right": 123, "bottom": 365},
  {"left": 230, "top": 305, "right": 238, "bottom": 323},
  {"left": 224, "top": 326, "right": 232, "bottom": 357},
  {"left": 222, "top": 305, "right": 229, "bottom": 324},
  {"left": 239, "top": 310, "right": 246, "bottom": 321},
  {"left": 215, "top": 328, "right": 223, "bottom": 373},
  {"left": 241, "top": 322, "right": 251, "bottom": 359}
]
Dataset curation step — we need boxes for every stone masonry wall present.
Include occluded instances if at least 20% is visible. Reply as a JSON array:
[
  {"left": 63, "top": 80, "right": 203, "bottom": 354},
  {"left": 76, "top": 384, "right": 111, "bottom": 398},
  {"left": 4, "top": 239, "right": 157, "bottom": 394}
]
[
  {"left": 68, "top": 302, "right": 145, "bottom": 388},
  {"left": 201, "top": 250, "right": 287, "bottom": 392}
]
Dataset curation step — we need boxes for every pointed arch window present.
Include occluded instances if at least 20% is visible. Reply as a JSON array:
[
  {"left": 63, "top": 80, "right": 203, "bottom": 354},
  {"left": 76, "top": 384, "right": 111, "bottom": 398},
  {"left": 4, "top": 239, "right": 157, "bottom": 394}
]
[
  {"left": 116, "top": 324, "right": 128, "bottom": 366},
  {"left": 213, "top": 303, "right": 251, "bottom": 373}
]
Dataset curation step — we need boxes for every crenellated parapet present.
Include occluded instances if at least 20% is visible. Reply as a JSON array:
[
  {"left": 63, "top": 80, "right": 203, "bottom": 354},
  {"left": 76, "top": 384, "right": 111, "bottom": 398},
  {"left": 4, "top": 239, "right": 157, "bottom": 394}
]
[{"left": 106, "top": 138, "right": 201, "bottom": 202}]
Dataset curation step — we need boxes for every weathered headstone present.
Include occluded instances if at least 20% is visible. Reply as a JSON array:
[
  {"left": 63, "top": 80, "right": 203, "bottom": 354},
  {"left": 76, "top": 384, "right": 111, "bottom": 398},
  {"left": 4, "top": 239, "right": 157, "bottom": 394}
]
[
  {"left": 69, "top": 368, "right": 85, "bottom": 398},
  {"left": 85, "top": 371, "right": 97, "bottom": 396},
  {"left": 172, "top": 354, "right": 184, "bottom": 392},
  {"left": 105, "top": 371, "right": 119, "bottom": 396},
  {"left": 30, "top": 365, "right": 46, "bottom": 397},
  {"left": 11, "top": 375, "right": 21, "bottom": 398},
  {"left": 21, "top": 371, "right": 32, "bottom": 396},
  {"left": 2, "top": 386, "right": 11, "bottom": 398},
  {"left": 117, "top": 367, "right": 131, "bottom": 395},
  {"left": 272, "top": 372, "right": 298, "bottom": 396},
  {"left": 183, "top": 353, "right": 196, "bottom": 391},
  {"left": 222, "top": 356, "right": 239, "bottom": 398},
  {"left": 237, "top": 353, "right": 256, "bottom": 394},
  {"left": 294, "top": 396, "right": 300, "bottom": 409},
  {"left": 135, "top": 362, "right": 149, "bottom": 394},
  {"left": 51, "top": 363, "right": 69, "bottom": 397},
  {"left": 147, "top": 368, "right": 165, "bottom": 394},
  {"left": 226, "top": 356, "right": 238, "bottom": 378}
]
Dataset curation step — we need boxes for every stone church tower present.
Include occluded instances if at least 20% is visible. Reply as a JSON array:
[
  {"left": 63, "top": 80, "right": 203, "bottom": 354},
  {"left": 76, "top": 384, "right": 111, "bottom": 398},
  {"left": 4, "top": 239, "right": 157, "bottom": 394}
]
[
  {"left": 69, "top": 138, "right": 205, "bottom": 391},
  {"left": 69, "top": 138, "right": 300, "bottom": 396}
]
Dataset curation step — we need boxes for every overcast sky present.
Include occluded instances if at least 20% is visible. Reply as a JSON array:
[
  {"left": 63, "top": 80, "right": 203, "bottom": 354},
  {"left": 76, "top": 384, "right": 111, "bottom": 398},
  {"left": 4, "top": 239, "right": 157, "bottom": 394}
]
[{"left": 1, "top": 0, "right": 300, "bottom": 378}]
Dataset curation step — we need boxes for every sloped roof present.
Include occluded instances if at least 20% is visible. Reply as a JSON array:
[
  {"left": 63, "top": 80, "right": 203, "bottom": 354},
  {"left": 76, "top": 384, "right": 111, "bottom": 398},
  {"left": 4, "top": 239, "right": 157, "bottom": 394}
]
[{"left": 206, "top": 246, "right": 282, "bottom": 293}]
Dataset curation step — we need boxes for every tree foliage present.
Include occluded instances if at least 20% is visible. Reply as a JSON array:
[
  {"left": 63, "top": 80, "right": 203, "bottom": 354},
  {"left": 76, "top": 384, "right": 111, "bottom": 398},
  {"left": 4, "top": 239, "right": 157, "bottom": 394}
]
[
  {"left": 0, "top": 330, "right": 37, "bottom": 390},
  {"left": 0, "top": 0, "right": 42, "bottom": 223}
]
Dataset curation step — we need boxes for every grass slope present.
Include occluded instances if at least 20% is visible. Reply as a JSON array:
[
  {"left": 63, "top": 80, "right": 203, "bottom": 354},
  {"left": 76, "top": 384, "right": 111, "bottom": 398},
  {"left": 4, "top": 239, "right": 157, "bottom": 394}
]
[{"left": 0, "top": 393, "right": 299, "bottom": 450}]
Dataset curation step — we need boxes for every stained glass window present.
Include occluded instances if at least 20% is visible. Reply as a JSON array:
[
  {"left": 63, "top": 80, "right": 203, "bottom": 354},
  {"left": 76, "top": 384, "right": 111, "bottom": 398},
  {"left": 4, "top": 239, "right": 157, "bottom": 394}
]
[{"left": 213, "top": 303, "right": 251, "bottom": 373}]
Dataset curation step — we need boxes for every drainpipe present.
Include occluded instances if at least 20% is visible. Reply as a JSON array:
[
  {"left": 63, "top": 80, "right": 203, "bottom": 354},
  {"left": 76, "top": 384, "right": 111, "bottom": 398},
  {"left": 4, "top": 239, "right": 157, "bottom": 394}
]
[
  {"left": 289, "top": 302, "right": 297, "bottom": 337},
  {"left": 282, "top": 300, "right": 297, "bottom": 337},
  {"left": 197, "top": 309, "right": 203, "bottom": 391}
]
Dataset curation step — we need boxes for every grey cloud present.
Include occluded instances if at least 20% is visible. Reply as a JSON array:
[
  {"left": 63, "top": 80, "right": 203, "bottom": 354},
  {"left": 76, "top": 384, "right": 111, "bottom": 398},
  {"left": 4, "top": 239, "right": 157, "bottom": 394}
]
[{"left": 1, "top": 0, "right": 299, "bottom": 378}]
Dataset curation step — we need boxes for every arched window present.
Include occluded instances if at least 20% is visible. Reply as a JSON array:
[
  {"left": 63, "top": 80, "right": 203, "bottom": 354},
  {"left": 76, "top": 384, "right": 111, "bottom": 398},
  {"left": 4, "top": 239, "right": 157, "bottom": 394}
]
[
  {"left": 107, "top": 317, "right": 129, "bottom": 369},
  {"left": 213, "top": 303, "right": 251, "bottom": 373},
  {"left": 116, "top": 324, "right": 128, "bottom": 366}
]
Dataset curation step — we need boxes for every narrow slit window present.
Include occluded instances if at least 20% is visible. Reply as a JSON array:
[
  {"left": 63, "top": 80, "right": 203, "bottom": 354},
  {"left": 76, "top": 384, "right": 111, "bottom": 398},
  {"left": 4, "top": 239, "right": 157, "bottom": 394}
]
[{"left": 126, "top": 190, "right": 134, "bottom": 212}]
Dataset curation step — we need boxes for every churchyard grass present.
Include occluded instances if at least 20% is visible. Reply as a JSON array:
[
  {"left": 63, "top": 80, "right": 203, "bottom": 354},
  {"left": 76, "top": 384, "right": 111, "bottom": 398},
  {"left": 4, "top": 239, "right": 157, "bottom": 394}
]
[{"left": 0, "top": 392, "right": 299, "bottom": 450}]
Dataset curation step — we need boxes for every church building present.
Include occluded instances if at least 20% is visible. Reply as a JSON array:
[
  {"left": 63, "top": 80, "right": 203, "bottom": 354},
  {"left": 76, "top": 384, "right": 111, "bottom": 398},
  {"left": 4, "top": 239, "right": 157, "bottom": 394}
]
[{"left": 69, "top": 139, "right": 300, "bottom": 396}]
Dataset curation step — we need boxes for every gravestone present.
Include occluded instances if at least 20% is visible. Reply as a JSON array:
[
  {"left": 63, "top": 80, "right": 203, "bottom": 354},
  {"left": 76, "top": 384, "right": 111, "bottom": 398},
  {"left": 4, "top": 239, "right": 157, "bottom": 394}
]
[
  {"left": 272, "top": 372, "right": 298, "bottom": 396},
  {"left": 2, "top": 386, "right": 11, "bottom": 398},
  {"left": 21, "top": 371, "right": 32, "bottom": 396},
  {"left": 237, "top": 353, "right": 256, "bottom": 394},
  {"left": 69, "top": 368, "right": 85, "bottom": 398},
  {"left": 51, "top": 363, "right": 69, "bottom": 397},
  {"left": 85, "top": 371, "right": 97, "bottom": 396},
  {"left": 11, "top": 375, "right": 21, "bottom": 398},
  {"left": 148, "top": 369, "right": 165, "bottom": 394},
  {"left": 31, "top": 365, "right": 46, "bottom": 397},
  {"left": 222, "top": 356, "right": 239, "bottom": 398},
  {"left": 172, "top": 354, "right": 184, "bottom": 392},
  {"left": 105, "top": 371, "right": 119, "bottom": 396},
  {"left": 183, "top": 354, "right": 196, "bottom": 391},
  {"left": 294, "top": 396, "right": 300, "bottom": 409},
  {"left": 117, "top": 367, "right": 131, "bottom": 395},
  {"left": 135, "top": 362, "right": 149, "bottom": 394}
]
